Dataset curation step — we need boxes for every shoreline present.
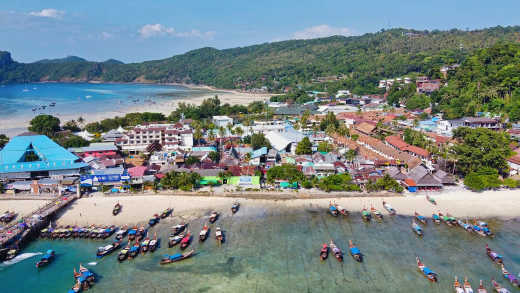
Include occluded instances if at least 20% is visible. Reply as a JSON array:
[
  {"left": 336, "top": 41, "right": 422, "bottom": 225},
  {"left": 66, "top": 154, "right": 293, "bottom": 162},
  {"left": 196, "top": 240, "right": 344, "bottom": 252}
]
[{"left": 5, "top": 189, "right": 513, "bottom": 226}]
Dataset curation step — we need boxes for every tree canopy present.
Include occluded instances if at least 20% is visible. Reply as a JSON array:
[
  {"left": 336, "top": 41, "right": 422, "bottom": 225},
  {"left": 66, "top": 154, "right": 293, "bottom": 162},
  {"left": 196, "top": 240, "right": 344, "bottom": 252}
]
[
  {"left": 295, "top": 137, "right": 312, "bottom": 155},
  {"left": 29, "top": 115, "right": 61, "bottom": 136}
]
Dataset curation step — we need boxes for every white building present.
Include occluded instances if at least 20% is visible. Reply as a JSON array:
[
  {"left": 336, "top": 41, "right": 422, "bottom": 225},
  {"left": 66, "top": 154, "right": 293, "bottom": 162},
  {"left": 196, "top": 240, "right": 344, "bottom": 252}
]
[
  {"left": 237, "top": 120, "right": 289, "bottom": 137},
  {"left": 116, "top": 123, "right": 193, "bottom": 153},
  {"left": 212, "top": 116, "right": 233, "bottom": 128}
]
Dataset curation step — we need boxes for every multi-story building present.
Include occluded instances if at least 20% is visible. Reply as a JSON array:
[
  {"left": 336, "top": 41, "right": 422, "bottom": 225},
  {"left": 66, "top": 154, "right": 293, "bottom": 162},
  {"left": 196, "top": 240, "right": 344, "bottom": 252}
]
[{"left": 115, "top": 123, "right": 193, "bottom": 153}]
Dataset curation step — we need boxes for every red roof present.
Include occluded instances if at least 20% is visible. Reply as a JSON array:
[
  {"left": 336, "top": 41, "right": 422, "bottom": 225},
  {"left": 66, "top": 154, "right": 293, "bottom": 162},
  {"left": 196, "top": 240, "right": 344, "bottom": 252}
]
[
  {"left": 404, "top": 178, "right": 417, "bottom": 187},
  {"left": 385, "top": 135, "right": 408, "bottom": 150},
  {"left": 405, "top": 145, "right": 430, "bottom": 158},
  {"left": 128, "top": 166, "right": 148, "bottom": 177}
]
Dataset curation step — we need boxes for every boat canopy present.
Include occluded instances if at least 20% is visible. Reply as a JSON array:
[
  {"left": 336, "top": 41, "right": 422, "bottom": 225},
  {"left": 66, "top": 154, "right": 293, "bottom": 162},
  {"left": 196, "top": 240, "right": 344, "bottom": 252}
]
[
  {"left": 46, "top": 249, "right": 54, "bottom": 254},
  {"left": 329, "top": 206, "right": 337, "bottom": 211},
  {"left": 350, "top": 247, "right": 361, "bottom": 255},
  {"left": 169, "top": 253, "right": 182, "bottom": 260},
  {"left": 422, "top": 267, "right": 435, "bottom": 275},
  {"left": 128, "top": 230, "right": 137, "bottom": 235},
  {"left": 41, "top": 254, "right": 52, "bottom": 260},
  {"left": 129, "top": 246, "right": 139, "bottom": 252}
]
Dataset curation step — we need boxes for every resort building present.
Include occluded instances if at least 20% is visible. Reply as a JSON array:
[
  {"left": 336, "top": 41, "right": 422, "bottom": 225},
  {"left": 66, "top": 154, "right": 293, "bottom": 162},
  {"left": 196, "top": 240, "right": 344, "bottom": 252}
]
[
  {"left": 449, "top": 117, "right": 502, "bottom": 131},
  {"left": 115, "top": 123, "right": 193, "bottom": 153},
  {"left": 212, "top": 116, "right": 233, "bottom": 128}
]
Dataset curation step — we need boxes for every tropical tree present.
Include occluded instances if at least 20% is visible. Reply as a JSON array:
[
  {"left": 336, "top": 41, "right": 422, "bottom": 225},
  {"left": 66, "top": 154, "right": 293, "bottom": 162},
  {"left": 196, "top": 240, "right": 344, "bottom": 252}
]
[
  {"left": 295, "top": 137, "right": 312, "bottom": 155},
  {"left": 29, "top": 115, "right": 61, "bottom": 137}
]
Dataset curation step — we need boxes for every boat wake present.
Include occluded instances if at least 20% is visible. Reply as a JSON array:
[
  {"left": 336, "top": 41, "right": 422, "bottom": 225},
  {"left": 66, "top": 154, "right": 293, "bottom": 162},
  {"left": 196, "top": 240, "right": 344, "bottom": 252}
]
[
  {"left": 1, "top": 252, "right": 42, "bottom": 266},
  {"left": 87, "top": 262, "right": 97, "bottom": 266}
]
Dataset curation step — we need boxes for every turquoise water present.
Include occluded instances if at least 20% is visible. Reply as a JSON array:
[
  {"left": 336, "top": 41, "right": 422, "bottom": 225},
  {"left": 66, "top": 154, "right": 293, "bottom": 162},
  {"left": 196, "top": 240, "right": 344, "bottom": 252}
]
[{"left": 1, "top": 206, "right": 519, "bottom": 292}]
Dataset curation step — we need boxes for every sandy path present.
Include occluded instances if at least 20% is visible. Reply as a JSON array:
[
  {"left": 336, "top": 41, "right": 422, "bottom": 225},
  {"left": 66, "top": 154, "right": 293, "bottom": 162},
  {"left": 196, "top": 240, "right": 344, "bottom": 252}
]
[{"left": 0, "top": 200, "right": 51, "bottom": 218}]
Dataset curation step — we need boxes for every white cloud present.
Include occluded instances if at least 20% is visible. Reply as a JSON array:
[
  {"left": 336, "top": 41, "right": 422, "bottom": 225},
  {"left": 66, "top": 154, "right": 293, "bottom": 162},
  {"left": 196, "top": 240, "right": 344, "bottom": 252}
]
[
  {"left": 29, "top": 8, "right": 64, "bottom": 19},
  {"left": 292, "top": 24, "right": 353, "bottom": 40},
  {"left": 138, "top": 24, "right": 215, "bottom": 40}
]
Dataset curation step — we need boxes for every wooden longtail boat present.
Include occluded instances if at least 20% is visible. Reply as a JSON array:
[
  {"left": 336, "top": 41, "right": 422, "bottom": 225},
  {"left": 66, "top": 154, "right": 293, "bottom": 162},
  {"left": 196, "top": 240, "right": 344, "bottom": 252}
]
[
  {"left": 486, "top": 244, "right": 503, "bottom": 264},
  {"left": 361, "top": 208, "right": 371, "bottom": 222},
  {"left": 161, "top": 208, "right": 173, "bottom": 219},
  {"left": 209, "top": 211, "right": 219, "bottom": 223},
  {"left": 113, "top": 203, "right": 122, "bottom": 216},
  {"left": 328, "top": 203, "right": 339, "bottom": 217},
  {"left": 118, "top": 245, "right": 129, "bottom": 262},
  {"left": 128, "top": 241, "right": 140, "bottom": 259},
  {"left": 414, "top": 212, "right": 427, "bottom": 225},
  {"left": 329, "top": 240, "right": 343, "bottom": 262},
  {"left": 335, "top": 204, "right": 349, "bottom": 216},
  {"left": 96, "top": 241, "right": 121, "bottom": 258},
  {"left": 180, "top": 232, "right": 192, "bottom": 250},
  {"left": 491, "top": 278, "right": 511, "bottom": 293},
  {"left": 160, "top": 250, "right": 195, "bottom": 265},
  {"left": 36, "top": 249, "right": 55, "bottom": 268},
  {"left": 416, "top": 256, "right": 438, "bottom": 282},
  {"left": 426, "top": 195, "right": 436, "bottom": 205},
  {"left": 478, "top": 280, "right": 488, "bottom": 293},
  {"left": 320, "top": 244, "right": 329, "bottom": 261},
  {"left": 348, "top": 240, "right": 362, "bottom": 262},
  {"left": 231, "top": 202, "right": 240, "bottom": 214},
  {"left": 141, "top": 237, "right": 150, "bottom": 253},
  {"left": 199, "top": 224, "right": 209, "bottom": 242},
  {"left": 148, "top": 214, "right": 160, "bottom": 226},
  {"left": 172, "top": 223, "right": 187, "bottom": 236},
  {"left": 501, "top": 264, "right": 519, "bottom": 288},
  {"left": 464, "top": 277, "right": 474, "bottom": 293},
  {"left": 458, "top": 220, "right": 473, "bottom": 232},
  {"left": 455, "top": 276, "right": 465, "bottom": 293},
  {"left": 215, "top": 227, "right": 224, "bottom": 244},
  {"left": 432, "top": 213, "right": 441, "bottom": 224},
  {"left": 412, "top": 221, "right": 423, "bottom": 237},
  {"left": 115, "top": 225, "right": 128, "bottom": 240},
  {"left": 128, "top": 227, "right": 137, "bottom": 241},
  {"left": 382, "top": 201, "right": 396, "bottom": 215},
  {"left": 169, "top": 233, "right": 184, "bottom": 247},
  {"left": 149, "top": 233, "right": 158, "bottom": 252},
  {"left": 370, "top": 206, "right": 383, "bottom": 221}
]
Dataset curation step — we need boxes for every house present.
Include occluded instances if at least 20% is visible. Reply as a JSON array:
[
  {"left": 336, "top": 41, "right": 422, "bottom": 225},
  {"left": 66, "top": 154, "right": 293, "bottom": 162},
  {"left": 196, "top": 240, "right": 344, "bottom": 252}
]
[
  {"left": 102, "top": 127, "right": 125, "bottom": 142},
  {"left": 68, "top": 142, "right": 118, "bottom": 158},
  {"left": 355, "top": 122, "right": 377, "bottom": 135},
  {"left": 449, "top": 117, "right": 502, "bottom": 130},
  {"left": 432, "top": 169, "right": 456, "bottom": 185},
  {"left": 416, "top": 79, "right": 441, "bottom": 94},
  {"left": 507, "top": 148, "right": 520, "bottom": 176},
  {"left": 404, "top": 165, "right": 443, "bottom": 191},
  {"left": 212, "top": 116, "right": 233, "bottom": 128},
  {"left": 267, "top": 149, "right": 278, "bottom": 163},
  {"left": 265, "top": 129, "right": 305, "bottom": 153},
  {"left": 385, "top": 135, "right": 430, "bottom": 160}
]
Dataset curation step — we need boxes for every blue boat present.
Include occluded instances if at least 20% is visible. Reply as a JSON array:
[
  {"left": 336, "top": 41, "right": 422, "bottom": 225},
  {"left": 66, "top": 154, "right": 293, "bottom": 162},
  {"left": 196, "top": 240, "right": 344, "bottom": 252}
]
[
  {"left": 160, "top": 250, "right": 195, "bottom": 264},
  {"left": 416, "top": 257, "right": 437, "bottom": 282},
  {"left": 36, "top": 249, "right": 55, "bottom": 268},
  {"left": 412, "top": 221, "right": 423, "bottom": 237},
  {"left": 348, "top": 240, "right": 363, "bottom": 262},
  {"left": 328, "top": 204, "right": 338, "bottom": 217}
]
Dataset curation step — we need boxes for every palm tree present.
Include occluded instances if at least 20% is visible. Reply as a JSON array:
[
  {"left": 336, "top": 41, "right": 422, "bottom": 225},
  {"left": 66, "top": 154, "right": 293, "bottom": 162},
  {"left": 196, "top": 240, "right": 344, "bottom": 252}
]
[
  {"left": 218, "top": 126, "right": 226, "bottom": 139},
  {"left": 234, "top": 126, "right": 244, "bottom": 138},
  {"left": 194, "top": 126, "right": 203, "bottom": 146}
]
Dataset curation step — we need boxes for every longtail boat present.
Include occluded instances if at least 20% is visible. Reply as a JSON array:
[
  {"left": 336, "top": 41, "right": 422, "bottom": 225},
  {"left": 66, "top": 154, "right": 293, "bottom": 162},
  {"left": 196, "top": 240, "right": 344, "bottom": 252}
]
[
  {"left": 432, "top": 213, "right": 441, "bottom": 224},
  {"left": 335, "top": 204, "right": 349, "bottom": 216},
  {"left": 118, "top": 245, "right": 129, "bottom": 262},
  {"left": 328, "top": 203, "right": 339, "bottom": 217},
  {"left": 141, "top": 237, "right": 150, "bottom": 253},
  {"left": 113, "top": 203, "right": 122, "bottom": 215},
  {"left": 329, "top": 240, "right": 343, "bottom": 262},
  {"left": 416, "top": 256, "right": 438, "bottom": 282},
  {"left": 115, "top": 225, "right": 128, "bottom": 240},
  {"left": 458, "top": 220, "right": 473, "bottom": 232},
  {"left": 128, "top": 241, "right": 140, "bottom": 259},
  {"left": 36, "top": 249, "right": 55, "bottom": 268},
  {"left": 231, "top": 202, "right": 240, "bottom": 214},
  {"left": 161, "top": 208, "right": 173, "bottom": 219},
  {"left": 486, "top": 244, "right": 503, "bottom": 264},
  {"left": 0, "top": 211, "right": 16, "bottom": 223},
  {"left": 412, "top": 221, "right": 423, "bottom": 237},
  {"left": 215, "top": 227, "right": 224, "bottom": 244},
  {"left": 478, "top": 280, "right": 488, "bottom": 293},
  {"left": 455, "top": 276, "right": 465, "bottom": 293},
  {"left": 209, "top": 211, "right": 219, "bottom": 223},
  {"left": 128, "top": 227, "right": 137, "bottom": 241},
  {"left": 5, "top": 248, "right": 17, "bottom": 261},
  {"left": 348, "top": 240, "right": 362, "bottom": 262},
  {"left": 180, "top": 232, "right": 192, "bottom": 250},
  {"left": 199, "top": 224, "right": 209, "bottom": 242},
  {"left": 382, "top": 201, "right": 396, "bottom": 215},
  {"left": 491, "top": 278, "right": 511, "bottom": 293},
  {"left": 71, "top": 279, "right": 81, "bottom": 293},
  {"left": 160, "top": 250, "right": 195, "bottom": 265},
  {"left": 96, "top": 241, "right": 121, "bottom": 258},
  {"left": 501, "top": 264, "right": 519, "bottom": 288},
  {"left": 172, "top": 223, "right": 187, "bottom": 236},
  {"left": 136, "top": 226, "right": 146, "bottom": 241},
  {"left": 464, "top": 277, "right": 474, "bottom": 293},
  {"left": 320, "top": 243, "right": 329, "bottom": 261},
  {"left": 414, "top": 212, "right": 427, "bottom": 225},
  {"left": 439, "top": 212, "right": 454, "bottom": 227},
  {"left": 149, "top": 233, "right": 158, "bottom": 252},
  {"left": 370, "top": 206, "right": 383, "bottom": 221},
  {"left": 169, "top": 233, "right": 184, "bottom": 247},
  {"left": 148, "top": 214, "right": 160, "bottom": 226},
  {"left": 474, "top": 220, "right": 494, "bottom": 237},
  {"left": 361, "top": 208, "right": 371, "bottom": 222},
  {"left": 426, "top": 195, "right": 436, "bottom": 205}
]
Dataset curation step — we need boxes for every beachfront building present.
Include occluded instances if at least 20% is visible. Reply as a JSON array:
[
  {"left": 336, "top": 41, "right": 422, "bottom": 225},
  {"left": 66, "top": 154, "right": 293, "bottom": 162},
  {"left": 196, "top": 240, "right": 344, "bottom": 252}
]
[
  {"left": 0, "top": 134, "right": 88, "bottom": 180},
  {"left": 238, "top": 120, "right": 290, "bottom": 137},
  {"left": 115, "top": 123, "right": 193, "bottom": 153},
  {"left": 212, "top": 116, "right": 233, "bottom": 128}
]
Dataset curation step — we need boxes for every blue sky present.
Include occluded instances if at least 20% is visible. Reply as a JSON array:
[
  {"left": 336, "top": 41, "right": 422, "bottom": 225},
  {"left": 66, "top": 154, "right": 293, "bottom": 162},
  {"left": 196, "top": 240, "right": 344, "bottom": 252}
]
[{"left": 0, "top": 0, "right": 518, "bottom": 63}]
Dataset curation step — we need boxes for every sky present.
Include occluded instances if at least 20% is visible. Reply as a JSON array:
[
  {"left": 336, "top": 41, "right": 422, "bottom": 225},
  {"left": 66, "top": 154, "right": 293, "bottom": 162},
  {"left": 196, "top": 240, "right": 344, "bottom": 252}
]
[{"left": 0, "top": 0, "right": 519, "bottom": 63}]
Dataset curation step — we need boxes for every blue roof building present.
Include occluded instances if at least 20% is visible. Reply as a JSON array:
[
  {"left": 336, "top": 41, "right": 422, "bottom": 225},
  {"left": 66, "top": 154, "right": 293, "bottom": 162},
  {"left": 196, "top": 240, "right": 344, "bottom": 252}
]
[{"left": 0, "top": 134, "right": 88, "bottom": 179}]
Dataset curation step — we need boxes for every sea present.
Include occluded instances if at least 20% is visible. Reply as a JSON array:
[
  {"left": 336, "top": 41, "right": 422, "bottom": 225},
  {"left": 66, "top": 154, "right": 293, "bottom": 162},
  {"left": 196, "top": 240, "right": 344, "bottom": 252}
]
[
  {"left": 0, "top": 82, "right": 212, "bottom": 135},
  {"left": 0, "top": 206, "right": 519, "bottom": 293}
]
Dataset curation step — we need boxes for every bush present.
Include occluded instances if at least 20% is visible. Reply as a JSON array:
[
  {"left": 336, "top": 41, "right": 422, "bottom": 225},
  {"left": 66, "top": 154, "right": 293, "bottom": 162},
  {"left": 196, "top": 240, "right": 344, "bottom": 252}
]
[
  {"left": 317, "top": 174, "right": 361, "bottom": 192},
  {"left": 502, "top": 178, "right": 518, "bottom": 189},
  {"left": 464, "top": 167, "right": 502, "bottom": 191}
]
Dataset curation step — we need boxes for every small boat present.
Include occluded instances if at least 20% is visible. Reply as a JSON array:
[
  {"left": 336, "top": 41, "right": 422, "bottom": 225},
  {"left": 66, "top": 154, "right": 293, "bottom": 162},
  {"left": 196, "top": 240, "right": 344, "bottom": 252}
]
[
  {"left": 416, "top": 256, "right": 438, "bottom": 282},
  {"left": 414, "top": 212, "right": 427, "bottom": 224},
  {"left": 492, "top": 278, "right": 511, "bottom": 293},
  {"left": 115, "top": 226, "right": 128, "bottom": 240},
  {"left": 172, "top": 223, "right": 187, "bottom": 236},
  {"left": 455, "top": 276, "right": 465, "bottom": 293},
  {"left": 168, "top": 233, "right": 184, "bottom": 247},
  {"left": 501, "top": 264, "right": 519, "bottom": 287},
  {"left": 215, "top": 227, "right": 224, "bottom": 244},
  {"left": 0, "top": 211, "right": 16, "bottom": 223},
  {"left": 113, "top": 203, "right": 122, "bottom": 215},
  {"left": 231, "top": 202, "right": 240, "bottom": 214},
  {"left": 426, "top": 195, "right": 436, "bottom": 205},
  {"left": 199, "top": 224, "right": 209, "bottom": 242},
  {"left": 348, "top": 240, "right": 362, "bottom": 262},
  {"left": 136, "top": 226, "right": 146, "bottom": 241},
  {"left": 118, "top": 245, "right": 129, "bottom": 262},
  {"left": 141, "top": 237, "right": 150, "bottom": 253},
  {"left": 128, "top": 227, "right": 137, "bottom": 241},
  {"left": 370, "top": 206, "right": 383, "bottom": 221},
  {"left": 209, "top": 211, "right": 219, "bottom": 223},
  {"left": 161, "top": 208, "right": 173, "bottom": 219},
  {"left": 432, "top": 213, "right": 441, "bottom": 224},
  {"left": 149, "top": 233, "right": 158, "bottom": 252},
  {"left": 335, "top": 204, "right": 349, "bottom": 216},
  {"left": 474, "top": 220, "right": 494, "bottom": 237},
  {"left": 486, "top": 244, "right": 503, "bottom": 264},
  {"left": 71, "top": 279, "right": 82, "bottom": 293},
  {"left": 96, "top": 241, "right": 121, "bottom": 258},
  {"left": 180, "top": 232, "right": 192, "bottom": 250},
  {"left": 328, "top": 204, "right": 339, "bottom": 217},
  {"left": 160, "top": 250, "right": 195, "bottom": 265},
  {"left": 36, "top": 250, "right": 55, "bottom": 268},
  {"left": 458, "top": 220, "right": 473, "bottom": 232},
  {"left": 382, "top": 201, "right": 396, "bottom": 215},
  {"left": 361, "top": 208, "right": 371, "bottom": 222},
  {"left": 320, "top": 243, "right": 329, "bottom": 261},
  {"left": 464, "top": 277, "right": 475, "bottom": 293},
  {"left": 5, "top": 249, "right": 17, "bottom": 261},
  {"left": 128, "top": 241, "right": 140, "bottom": 259},
  {"left": 412, "top": 221, "right": 423, "bottom": 237},
  {"left": 49, "top": 102, "right": 56, "bottom": 107},
  {"left": 329, "top": 240, "right": 343, "bottom": 262},
  {"left": 149, "top": 214, "right": 160, "bottom": 226},
  {"left": 439, "top": 212, "right": 453, "bottom": 227},
  {"left": 478, "top": 280, "right": 488, "bottom": 293},
  {"left": 446, "top": 213, "right": 458, "bottom": 226}
]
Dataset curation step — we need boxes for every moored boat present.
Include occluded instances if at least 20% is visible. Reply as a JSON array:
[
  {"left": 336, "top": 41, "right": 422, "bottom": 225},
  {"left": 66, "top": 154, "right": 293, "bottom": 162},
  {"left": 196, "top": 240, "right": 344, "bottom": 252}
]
[
  {"left": 141, "top": 237, "right": 150, "bottom": 253},
  {"left": 96, "top": 241, "right": 121, "bottom": 258},
  {"left": 5, "top": 248, "right": 17, "bottom": 261},
  {"left": 432, "top": 213, "right": 441, "bottom": 224},
  {"left": 160, "top": 250, "right": 195, "bottom": 265},
  {"left": 370, "top": 206, "right": 383, "bottom": 221},
  {"left": 335, "top": 204, "right": 349, "bottom": 216},
  {"left": 149, "top": 214, "right": 160, "bottom": 226},
  {"left": 161, "top": 208, "right": 173, "bottom": 218},
  {"left": 113, "top": 203, "right": 122, "bottom": 215},
  {"left": 209, "top": 211, "right": 219, "bottom": 223},
  {"left": 118, "top": 245, "right": 129, "bottom": 262},
  {"left": 180, "top": 232, "right": 192, "bottom": 250},
  {"left": 149, "top": 233, "right": 158, "bottom": 252},
  {"left": 382, "top": 201, "right": 396, "bottom": 215},
  {"left": 414, "top": 212, "right": 427, "bottom": 224},
  {"left": 168, "top": 233, "right": 184, "bottom": 247},
  {"left": 172, "top": 223, "right": 187, "bottom": 236},
  {"left": 215, "top": 227, "right": 224, "bottom": 244},
  {"left": 36, "top": 249, "right": 55, "bottom": 268},
  {"left": 328, "top": 203, "right": 339, "bottom": 217},
  {"left": 329, "top": 240, "right": 343, "bottom": 262},
  {"left": 361, "top": 208, "right": 371, "bottom": 222},
  {"left": 0, "top": 211, "right": 16, "bottom": 223},
  {"left": 458, "top": 220, "right": 473, "bottom": 232},
  {"left": 320, "top": 243, "right": 329, "bottom": 261},
  {"left": 115, "top": 225, "right": 128, "bottom": 240},
  {"left": 501, "top": 264, "right": 519, "bottom": 288},
  {"left": 199, "top": 224, "right": 209, "bottom": 242},
  {"left": 455, "top": 276, "right": 465, "bottom": 293},
  {"left": 136, "top": 226, "right": 146, "bottom": 241},
  {"left": 486, "top": 244, "right": 503, "bottom": 264},
  {"left": 348, "top": 240, "right": 362, "bottom": 262},
  {"left": 128, "top": 227, "right": 137, "bottom": 241},
  {"left": 464, "top": 277, "right": 474, "bottom": 293},
  {"left": 128, "top": 241, "right": 140, "bottom": 259},
  {"left": 478, "top": 280, "right": 488, "bottom": 293},
  {"left": 231, "top": 202, "right": 240, "bottom": 214},
  {"left": 416, "top": 256, "right": 438, "bottom": 282},
  {"left": 412, "top": 221, "right": 423, "bottom": 237},
  {"left": 491, "top": 278, "right": 511, "bottom": 293}
]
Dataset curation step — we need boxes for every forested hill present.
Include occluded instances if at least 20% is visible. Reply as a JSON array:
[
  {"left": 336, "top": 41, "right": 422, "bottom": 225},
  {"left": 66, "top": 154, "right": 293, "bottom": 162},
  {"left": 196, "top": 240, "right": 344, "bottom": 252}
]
[{"left": 1, "top": 26, "right": 519, "bottom": 93}]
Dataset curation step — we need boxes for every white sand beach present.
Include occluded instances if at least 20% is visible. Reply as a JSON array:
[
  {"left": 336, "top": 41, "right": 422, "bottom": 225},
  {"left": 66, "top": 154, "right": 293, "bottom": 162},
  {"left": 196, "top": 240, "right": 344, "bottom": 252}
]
[
  {"left": 34, "top": 189, "right": 520, "bottom": 226},
  {"left": 0, "top": 200, "right": 51, "bottom": 218}
]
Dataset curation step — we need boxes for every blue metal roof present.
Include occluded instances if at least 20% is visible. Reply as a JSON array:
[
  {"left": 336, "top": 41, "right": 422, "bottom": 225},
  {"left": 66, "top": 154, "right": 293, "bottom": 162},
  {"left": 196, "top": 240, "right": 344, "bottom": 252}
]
[
  {"left": 250, "top": 146, "right": 268, "bottom": 159},
  {"left": 0, "top": 135, "right": 87, "bottom": 174}
]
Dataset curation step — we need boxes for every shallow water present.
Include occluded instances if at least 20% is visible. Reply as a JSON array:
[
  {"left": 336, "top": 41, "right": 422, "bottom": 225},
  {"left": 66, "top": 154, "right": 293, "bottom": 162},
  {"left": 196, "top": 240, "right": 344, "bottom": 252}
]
[{"left": 1, "top": 205, "right": 519, "bottom": 292}]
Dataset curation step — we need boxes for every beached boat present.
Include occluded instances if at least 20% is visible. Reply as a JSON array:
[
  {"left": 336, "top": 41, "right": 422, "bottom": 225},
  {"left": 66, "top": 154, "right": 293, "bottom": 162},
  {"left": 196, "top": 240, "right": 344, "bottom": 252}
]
[
  {"left": 478, "top": 280, "right": 488, "bottom": 293},
  {"left": 113, "top": 203, "right": 122, "bottom": 216},
  {"left": 115, "top": 226, "right": 128, "bottom": 240},
  {"left": 320, "top": 244, "right": 329, "bottom": 261},
  {"left": 149, "top": 214, "right": 160, "bottom": 226},
  {"left": 464, "top": 277, "right": 475, "bottom": 293},
  {"left": 180, "top": 232, "right": 192, "bottom": 250},
  {"left": 361, "top": 208, "right": 371, "bottom": 222},
  {"left": 172, "top": 223, "right": 187, "bottom": 236},
  {"left": 5, "top": 249, "right": 17, "bottom": 261},
  {"left": 118, "top": 245, "right": 129, "bottom": 262},
  {"left": 492, "top": 278, "right": 511, "bottom": 293},
  {"left": 128, "top": 227, "right": 137, "bottom": 241},
  {"left": 100, "top": 225, "right": 116, "bottom": 239},
  {"left": 412, "top": 221, "right": 423, "bottom": 237},
  {"left": 382, "top": 201, "right": 396, "bottom": 215},
  {"left": 231, "top": 202, "right": 240, "bottom": 214},
  {"left": 161, "top": 208, "right": 173, "bottom": 219},
  {"left": 328, "top": 204, "right": 339, "bottom": 217},
  {"left": 348, "top": 240, "right": 363, "bottom": 262},
  {"left": 458, "top": 220, "right": 473, "bottom": 232},
  {"left": 169, "top": 233, "right": 184, "bottom": 247},
  {"left": 426, "top": 195, "right": 437, "bottom": 205},
  {"left": 215, "top": 227, "right": 224, "bottom": 244},
  {"left": 160, "top": 250, "right": 195, "bottom": 265},
  {"left": 432, "top": 213, "right": 441, "bottom": 224},
  {"left": 486, "top": 244, "right": 503, "bottom": 264},
  {"left": 149, "top": 233, "right": 158, "bottom": 252},
  {"left": 414, "top": 212, "right": 427, "bottom": 225},
  {"left": 474, "top": 220, "right": 494, "bottom": 237},
  {"left": 416, "top": 256, "right": 438, "bottom": 282},
  {"left": 199, "top": 224, "right": 209, "bottom": 242},
  {"left": 141, "top": 236, "right": 151, "bottom": 253},
  {"left": 335, "top": 204, "right": 349, "bottom": 216},
  {"left": 455, "top": 276, "right": 465, "bottom": 293},
  {"left": 35, "top": 249, "right": 55, "bottom": 268},
  {"left": 370, "top": 206, "right": 383, "bottom": 221},
  {"left": 96, "top": 241, "right": 121, "bottom": 258},
  {"left": 329, "top": 240, "right": 343, "bottom": 262},
  {"left": 128, "top": 241, "right": 140, "bottom": 259},
  {"left": 501, "top": 264, "right": 519, "bottom": 288},
  {"left": 0, "top": 211, "right": 16, "bottom": 223},
  {"left": 209, "top": 211, "right": 219, "bottom": 223},
  {"left": 136, "top": 226, "right": 146, "bottom": 241}
]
